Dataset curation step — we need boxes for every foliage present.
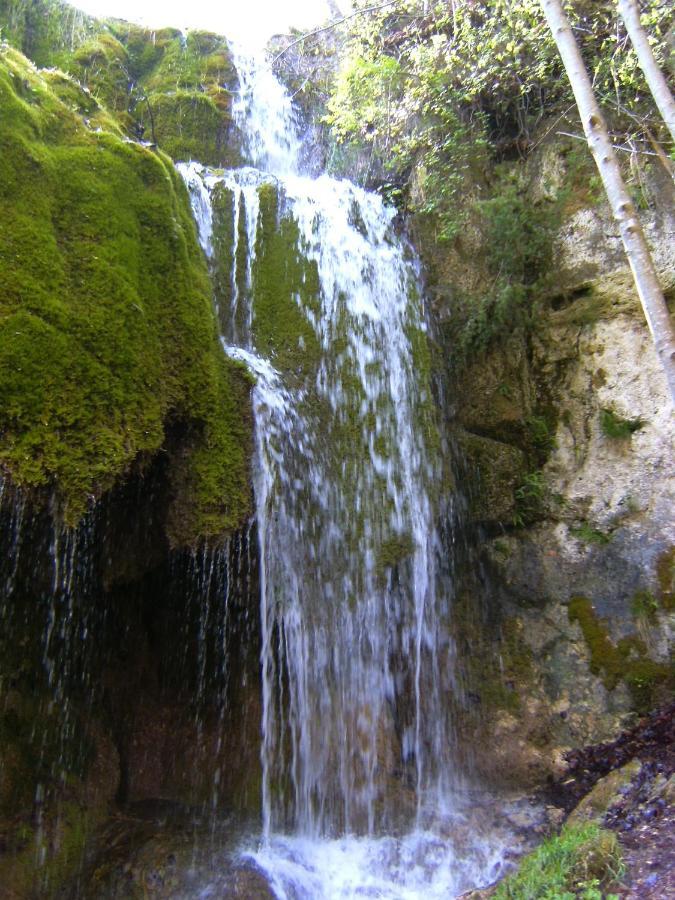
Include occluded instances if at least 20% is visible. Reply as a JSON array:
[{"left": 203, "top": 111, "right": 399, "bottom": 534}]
[
  {"left": 325, "top": 0, "right": 673, "bottom": 236},
  {"left": 513, "top": 470, "right": 546, "bottom": 526},
  {"left": 492, "top": 822, "right": 623, "bottom": 900},
  {"left": 457, "top": 172, "right": 565, "bottom": 355},
  {"left": 600, "top": 408, "right": 645, "bottom": 439},
  {"left": 526, "top": 413, "right": 557, "bottom": 455},
  {"left": 0, "top": 45, "right": 251, "bottom": 542},
  {"left": 570, "top": 522, "right": 611, "bottom": 545}
]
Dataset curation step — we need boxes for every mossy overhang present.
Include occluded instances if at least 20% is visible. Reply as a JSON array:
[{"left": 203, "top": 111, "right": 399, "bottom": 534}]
[{"left": 0, "top": 45, "right": 252, "bottom": 545}]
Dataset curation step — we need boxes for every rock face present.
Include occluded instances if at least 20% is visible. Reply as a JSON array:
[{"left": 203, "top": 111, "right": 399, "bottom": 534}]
[
  {"left": 0, "top": 470, "right": 263, "bottom": 896},
  {"left": 77, "top": 802, "right": 274, "bottom": 899},
  {"left": 425, "top": 140, "right": 675, "bottom": 789},
  {"left": 0, "top": 2, "right": 672, "bottom": 893}
]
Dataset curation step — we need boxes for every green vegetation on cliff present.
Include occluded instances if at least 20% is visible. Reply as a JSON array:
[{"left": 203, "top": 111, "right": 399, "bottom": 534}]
[
  {"left": 327, "top": 0, "right": 672, "bottom": 226},
  {"left": 325, "top": 0, "right": 673, "bottom": 358},
  {"left": 0, "top": 0, "right": 241, "bottom": 165},
  {"left": 0, "top": 45, "right": 251, "bottom": 542}
]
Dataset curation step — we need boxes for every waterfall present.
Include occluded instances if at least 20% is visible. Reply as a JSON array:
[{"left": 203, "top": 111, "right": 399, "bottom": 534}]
[{"left": 179, "top": 47, "right": 509, "bottom": 900}]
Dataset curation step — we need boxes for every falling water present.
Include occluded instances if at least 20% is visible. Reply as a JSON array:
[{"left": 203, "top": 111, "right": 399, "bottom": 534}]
[{"left": 179, "top": 46, "right": 511, "bottom": 899}]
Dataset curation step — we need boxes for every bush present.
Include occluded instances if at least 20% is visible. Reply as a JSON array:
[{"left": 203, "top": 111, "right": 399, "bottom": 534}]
[{"left": 600, "top": 409, "right": 645, "bottom": 440}]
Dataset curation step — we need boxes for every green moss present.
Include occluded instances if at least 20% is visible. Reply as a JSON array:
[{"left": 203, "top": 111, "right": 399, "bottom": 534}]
[
  {"left": 67, "top": 33, "right": 132, "bottom": 126},
  {"left": 251, "top": 181, "right": 322, "bottom": 380},
  {"left": 139, "top": 90, "right": 237, "bottom": 167},
  {"left": 41, "top": 66, "right": 122, "bottom": 134},
  {"left": 656, "top": 547, "right": 675, "bottom": 611},
  {"left": 211, "top": 183, "right": 238, "bottom": 333},
  {"left": 140, "top": 28, "right": 235, "bottom": 95},
  {"left": 569, "top": 596, "right": 631, "bottom": 691},
  {"left": 624, "top": 658, "right": 672, "bottom": 713},
  {"left": 568, "top": 596, "right": 673, "bottom": 711},
  {"left": 0, "top": 2, "right": 242, "bottom": 164},
  {"left": 0, "top": 47, "right": 251, "bottom": 542},
  {"left": 0, "top": 0, "right": 96, "bottom": 67},
  {"left": 107, "top": 23, "right": 178, "bottom": 82},
  {"left": 376, "top": 532, "right": 415, "bottom": 577},
  {"left": 630, "top": 589, "right": 659, "bottom": 623},
  {"left": 600, "top": 408, "right": 645, "bottom": 440},
  {"left": 120, "top": 26, "right": 239, "bottom": 164},
  {"left": 493, "top": 822, "right": 623, "bottom": 900}
]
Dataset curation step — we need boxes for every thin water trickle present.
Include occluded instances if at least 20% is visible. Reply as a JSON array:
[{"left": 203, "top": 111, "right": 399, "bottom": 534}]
[{"left": 179, "top": 47, "right": 511, "bottom": 898}]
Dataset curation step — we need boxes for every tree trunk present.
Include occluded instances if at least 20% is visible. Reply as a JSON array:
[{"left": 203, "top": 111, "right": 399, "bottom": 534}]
[
  {"left": 539, "top": 0, "right": 675, "bottom": 404},
  {"left": 618, "top": 0, "right": 675, "bottom": 144}
]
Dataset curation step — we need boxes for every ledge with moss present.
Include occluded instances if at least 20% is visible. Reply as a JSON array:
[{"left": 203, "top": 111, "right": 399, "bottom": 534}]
[
  {"left": 0, "top": 45, "right": 252, "bottom": 544},
  {"left": 0, "top": 0, "right": 242, "bottom": 166}
]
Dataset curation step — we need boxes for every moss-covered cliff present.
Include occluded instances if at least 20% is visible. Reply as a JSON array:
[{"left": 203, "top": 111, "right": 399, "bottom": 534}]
[
  {"left": 0, "top": 43, "right": 251, "bottom": 543},
  {"left": 0, "top": 0, "right": 241, "bottom": 166}
]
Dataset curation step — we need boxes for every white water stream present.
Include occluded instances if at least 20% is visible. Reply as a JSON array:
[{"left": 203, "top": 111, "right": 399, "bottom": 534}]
[{"left": 179, "top": 46, "right": 511, "bottom": 899}]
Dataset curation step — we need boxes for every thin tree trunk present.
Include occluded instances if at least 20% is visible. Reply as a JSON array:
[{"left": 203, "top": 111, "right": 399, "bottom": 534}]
[
  {"left": 539, "top": 0, "right": 675, "bottom": 404},
  {"left": 618, "top": 0, "right": 675, "bottom": 143}
]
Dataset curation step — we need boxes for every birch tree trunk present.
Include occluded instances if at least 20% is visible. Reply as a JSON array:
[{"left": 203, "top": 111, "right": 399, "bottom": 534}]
[
  {"left": 618, "top": 0, "right": 675, "bottom": 143},
  {"left": 539, "top": 0, "right": 675, "bottom": 404}
]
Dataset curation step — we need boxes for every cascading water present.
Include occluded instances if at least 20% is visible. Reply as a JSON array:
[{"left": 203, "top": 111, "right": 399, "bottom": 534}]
[{"left": 180, "top": 46, "right": 510, "bottom": 899}]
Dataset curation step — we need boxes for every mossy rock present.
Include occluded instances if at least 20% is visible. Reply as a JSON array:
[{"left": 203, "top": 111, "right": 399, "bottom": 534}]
[
  {"left": 68, "top": 32, "right": 133, "bottom": 125},
  {"left": 40, "top": 65, "right": 123, "bottom": 134},
  {"left": 376, "top": 532, "right": 415, "bottom": 578},
  {"left": 0, "top": 46, "right": 251, "bottom": 542},
  {"left": 568, "top": 596, "right": 674, "bottom": 712},
  {"left": 0, "top": 1, "right": 244, "bottom": 165},
  {"left": 251, "top": 181, "right": 322, "bottom": 380},
  {"left": 0, "top": 0, "right": 96, "bottom": 68},
  {"left": 0, "top": 801, "right": 93, "bottom": 898},
  {"left": 140, "top": 90, "right": 238, "bottom": 167},
  {"left": 566, "top": 760, "right": 641, "bottom": 827}
]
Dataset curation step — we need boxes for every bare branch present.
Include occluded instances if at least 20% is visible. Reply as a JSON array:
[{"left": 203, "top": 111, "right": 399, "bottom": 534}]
[{"left": 272, "top": 1, "right": 402, "bottom": 65}]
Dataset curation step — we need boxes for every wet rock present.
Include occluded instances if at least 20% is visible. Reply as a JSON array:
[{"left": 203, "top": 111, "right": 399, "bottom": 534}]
[
  {"left": 455, "top": 430, "right": 527, "bottom": 526},
  {"left": 77, "top": 803, "right": 271, "bottom": 899}
]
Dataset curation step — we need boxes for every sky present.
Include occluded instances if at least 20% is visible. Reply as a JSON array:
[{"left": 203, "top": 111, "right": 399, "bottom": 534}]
[{"left": 72, "top": 0, "right": 351, "bottom": 46}]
